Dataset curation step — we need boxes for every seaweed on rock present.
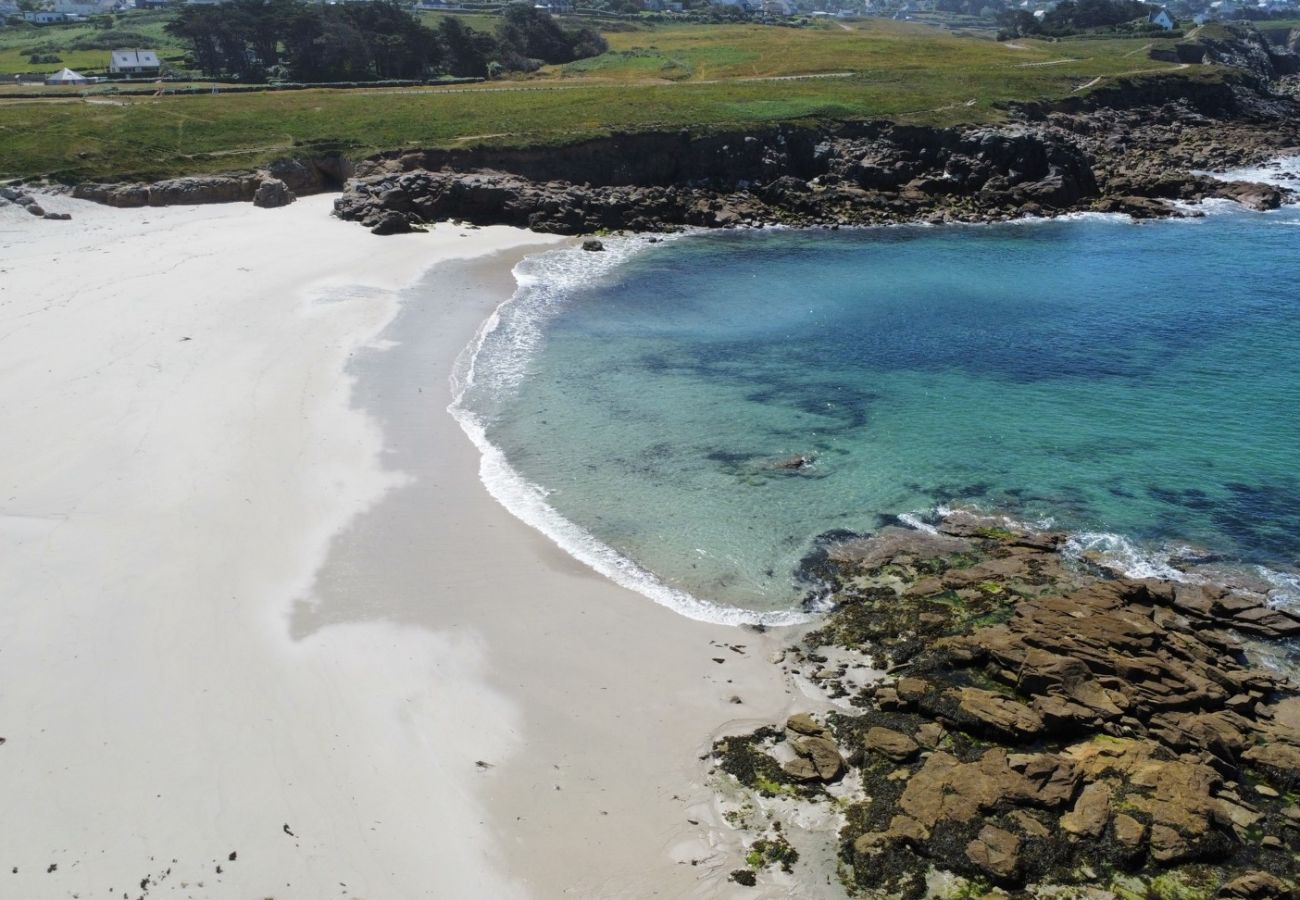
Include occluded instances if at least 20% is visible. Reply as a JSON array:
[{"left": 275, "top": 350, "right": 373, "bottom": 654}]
[{"left": 711, "top": 512, "right": 1300, "bottom": 898}]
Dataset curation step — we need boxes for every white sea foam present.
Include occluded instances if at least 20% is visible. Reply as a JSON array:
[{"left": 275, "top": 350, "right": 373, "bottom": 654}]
[
  {"left": 1207, "top": 154, "right": 1300, "bottom": 192},
  {"left": 1258, "top": 566, "right": 1300, "bottom": 612},
  {"left": 1062, "top": 531, "right": 1203, "bottom": 583},
  {"left": 896, "top": 512, "right": 940, "bottom": 535},
  {"left": 449, "top": 237, "right": 813, "bottom": 628}
]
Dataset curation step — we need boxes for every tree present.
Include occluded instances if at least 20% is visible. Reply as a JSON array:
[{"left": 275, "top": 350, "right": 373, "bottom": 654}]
[
  {"left": 495, "top": 3, "right": 608, "bottom": 67},
  {"left": 438, "top": 16, "right": 493, "bottom": 77}
]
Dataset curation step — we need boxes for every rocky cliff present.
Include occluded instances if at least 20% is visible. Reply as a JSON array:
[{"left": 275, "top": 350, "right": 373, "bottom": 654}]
[{"left": 326, "top": 70, "right": 1300, "bottom": 236}]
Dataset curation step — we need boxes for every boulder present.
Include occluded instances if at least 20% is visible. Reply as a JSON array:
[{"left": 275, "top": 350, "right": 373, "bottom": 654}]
[
  {"left": 1149, "top": 824, "right": 1192, "bottom": 864},
  {"left": 253, "top": 177, "right": 295, "bottom": 209},
  {"left": 956, "top": 687, "right": 1045, "bottom": 739},
  {"left": 781, "top": 735, "right": 844, "bottom": 782},
  {"left": 1241, "top": 743, "right": 1300, "bottom": 790},
  {"left": 1218, "top": 872, "right": 1292, "bottom": 898},
  {"left": 1113, "top": 813, "right": 1146, "bottom": 848},
  {"left": 964, "top": 824, "right": 1021, "bottom": 881},
  {"left": 369, "top": 211, "right": 413, "bottom": 236},
  {"left": 864, "top": 727, "right": 919, "bottom": 762},
  {"left": 1060, "top": 782, "right": 1111, "bottom": 838},
  {"left": 1009, "top": 753, "right": 1078, "bottom": 807},
  {"left": 786, "top": 713, "right": 830, "bottom": 739},
  {"left": 581, "top": 239, "right": 605, "bottom": 252},
  {"left": 1212, "top": 180, "right": 1287, "bottom": 211}
]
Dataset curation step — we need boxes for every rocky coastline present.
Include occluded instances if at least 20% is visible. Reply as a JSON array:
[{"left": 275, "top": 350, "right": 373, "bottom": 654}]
[
  {"left": 38, "top": 30, "right": 1300, "bottom": 235},
  {"left": 329, "top": 72, "right": 1300, "bottom": 236},
  {"left": 710, "top": 512, "right": 1300, "bottom": 897}
]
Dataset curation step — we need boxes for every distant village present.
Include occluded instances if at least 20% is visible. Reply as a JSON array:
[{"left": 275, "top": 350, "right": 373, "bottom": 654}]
[
  {"left": 6, "top": 0, "right": 1300, "bottom": 21},
  {"left": 5, "top": 0, "right": 1298, "bottom": 28},
  {"left": 4, "top": 0, "right": 1298, "bottom": 89}
]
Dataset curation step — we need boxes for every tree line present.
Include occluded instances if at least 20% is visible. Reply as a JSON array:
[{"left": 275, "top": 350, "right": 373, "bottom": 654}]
[
  {"left": 165, "top": 0, "right": 608, "bottom": 82},
  {"left": 996, "top": 0, "right": 1160, "bottom": 37}
]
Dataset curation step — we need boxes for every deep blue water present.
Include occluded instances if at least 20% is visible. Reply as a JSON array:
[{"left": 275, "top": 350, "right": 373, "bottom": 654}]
[{"left": 454, "top": 194, "right": 1300, "bottom": 623}]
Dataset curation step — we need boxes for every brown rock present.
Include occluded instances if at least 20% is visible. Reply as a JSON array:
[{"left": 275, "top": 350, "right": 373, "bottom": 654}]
[
  {"left": 1060, "top": 782, "right": 1112, "bottom": 838},
  {"left": 1112, "top": 813, "right": 1146, "bottom": 849},
  {"left": 1217, "top": 872, "right": 1291, "bottom": 898},
  {"left": 1011, "top": 753, "right": 1078, "bottom": 808},
  {"left": 864, "top": 727, "right": 919, "bottom": 762},
  {"left": 1149, "top": 823, "right": 1192, "bottom": 864},
  {"left": 957, "top": 687, "right": 1045, "bottom": 739},
  {"left": 896, "top": 676, "right": 929, "bottom": 703},
  {"left": 1242, "top": 743, "right": 1300, "bottom": 787},
  {"left": 785, "top": 713, "right": 830, "bottom": 739},
  {"left": 885, "top": 814, "right": 930, "bottom": 846},
  {"left": 898, "top": 749, "right": 1026, "bottom": 828},
  {"left": 915, "top": 722, "right": 946, "bottom": 750},
  {"left": 1008, "top": 809, "right": 1051, "bottom": 838},
  {"left": 781, "top": 735, "right": 844, "bottom": 782},
  {"left": 964, "top": 824, "right": 1021, "bottom": 881}
]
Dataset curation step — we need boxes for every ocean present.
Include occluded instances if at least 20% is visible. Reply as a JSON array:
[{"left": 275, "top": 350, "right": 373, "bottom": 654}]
[{"left": 451, "top": 162, "right": 1300, "bottom": 626}]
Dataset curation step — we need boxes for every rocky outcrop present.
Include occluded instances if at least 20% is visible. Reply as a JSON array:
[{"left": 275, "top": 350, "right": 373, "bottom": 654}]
[
  {"left": 72, "top": 175, "right": 259, "bottom": 207},
  {"left": 68, "top": 154, "right": 353, "bottom": 211},
  {"left": 331, "top": 122, "right": 1110, "bottom": 235},
  {"left": 252, "top": 177, "right": 294, "bottom": 209},
  {"left": 712, "top": 514, "right": 1300, "bottom": 898},
  {"left": 333, "top": 80, "right": 1300, "bottom": 236},
  {"left": 1, "top": 186, "right": 71, "bottom": 221}
]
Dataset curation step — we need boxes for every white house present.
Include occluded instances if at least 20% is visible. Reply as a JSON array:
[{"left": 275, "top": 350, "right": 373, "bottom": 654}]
[
  {"left": 25, "top": 10, "right": 70, "bottom": 22},
  {"left": 109, "top": 49, "right": 161, "bottom": 75},
  {"left": 45, "top": 67, "right": 91, "bottom": 85},
  {"left": 1147, "top": 6, "right": 1175, "bottom": 28}
]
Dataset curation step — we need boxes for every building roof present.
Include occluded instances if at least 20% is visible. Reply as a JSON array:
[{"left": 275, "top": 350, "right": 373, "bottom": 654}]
[
  {"left": 111, "top": 49, "right": 160, "bottom": 68},
  {"left": 46, "top": 67, "right": 90, "bottom": 83}
]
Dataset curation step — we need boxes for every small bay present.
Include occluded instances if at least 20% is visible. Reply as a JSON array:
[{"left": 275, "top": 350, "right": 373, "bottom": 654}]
[{"left": 456, "top": 202, "right": 1300, "bottom": 620}]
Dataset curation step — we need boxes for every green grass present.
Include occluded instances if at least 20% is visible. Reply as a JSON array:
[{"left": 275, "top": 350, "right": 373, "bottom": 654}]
[
  {"left": 0, "top": 17, "right": 1212, "bottom": 182},
  {"left": 0, "top": 11, "right": 185, "bottom": 73}
]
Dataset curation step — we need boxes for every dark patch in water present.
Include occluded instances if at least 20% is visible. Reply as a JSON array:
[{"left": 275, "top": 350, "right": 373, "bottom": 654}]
[
  {"left": 1211, "top": 481, "right": 1300, "bottom": 564},
  {"left": 704, "top": 449, "right": 753, "bottom": 465},
  {"left": 1147, "top": 486, "right": 1217, "bottom": 511}
]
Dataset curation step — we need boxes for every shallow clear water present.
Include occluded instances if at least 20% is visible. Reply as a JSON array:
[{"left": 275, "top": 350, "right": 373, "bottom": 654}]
[{"left": 454, "top": 196, "right": 1300, "bottom": 623}]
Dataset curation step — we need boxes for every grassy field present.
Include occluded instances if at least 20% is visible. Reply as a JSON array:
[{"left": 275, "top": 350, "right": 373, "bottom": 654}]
[
  {"left": 0, "top": 16, "right": 1205, "bottom": 182},
  {"left": 0, "top": 10, "right": 184, "bottom": 74}
]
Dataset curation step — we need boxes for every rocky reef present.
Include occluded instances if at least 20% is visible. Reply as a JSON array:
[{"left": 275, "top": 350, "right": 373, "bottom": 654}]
[{"left": 709, "top": 514, "right": 1300, "bottom": 897}]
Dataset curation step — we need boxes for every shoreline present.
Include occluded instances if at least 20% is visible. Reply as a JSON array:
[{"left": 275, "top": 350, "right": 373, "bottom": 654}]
[
  {"left": 299, "top": 241, "right": 814, "bottom": 898},
  {"left": 437, "top": 190, "right": 1300, "bottom": 635},
  {"left": 0, "top": 193, "right": 807, "bottom": 898}
]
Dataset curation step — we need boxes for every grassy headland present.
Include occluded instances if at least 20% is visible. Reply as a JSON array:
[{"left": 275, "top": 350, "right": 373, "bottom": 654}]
[{"left": 0, "top": 15, "right": 1205, "bottom": 183}]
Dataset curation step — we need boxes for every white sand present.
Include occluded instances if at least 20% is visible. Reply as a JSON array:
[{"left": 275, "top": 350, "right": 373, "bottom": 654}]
[{"left": 0, "top": 195, "right": 806, "bottom": 899}]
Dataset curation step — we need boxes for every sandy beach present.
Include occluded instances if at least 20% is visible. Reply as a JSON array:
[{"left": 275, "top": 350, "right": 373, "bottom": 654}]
[{"left": 0, "top": 194, "right": 804, "bottom": 899}]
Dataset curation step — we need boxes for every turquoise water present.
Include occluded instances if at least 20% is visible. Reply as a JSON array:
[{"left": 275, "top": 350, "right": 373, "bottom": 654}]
[{"left": 453, "top": 193, "right": 1300, "bottom": 624}]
